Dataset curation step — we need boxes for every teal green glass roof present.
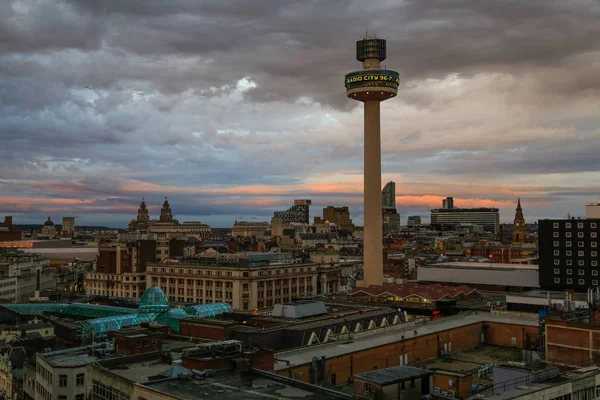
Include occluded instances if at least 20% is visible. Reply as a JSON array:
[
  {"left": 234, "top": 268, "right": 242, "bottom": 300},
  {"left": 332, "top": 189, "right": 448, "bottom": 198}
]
[
  {"left": 3, "top": 303, "right": 69, "bottom": 314},
  {"left": 154, "top": 308, "right": 188, "bottom": 332},
  {"left": 138, "top": 286, "right": 170, "bottom": 313},
  {"left": 184, "top": 302, "right": 232, "bottom": 318},
  {"left": 2, "top": 303, "right": 134, "bottom": 318},
  {"left": 80, "top": 313, "right": 157, "bottom": 338}
]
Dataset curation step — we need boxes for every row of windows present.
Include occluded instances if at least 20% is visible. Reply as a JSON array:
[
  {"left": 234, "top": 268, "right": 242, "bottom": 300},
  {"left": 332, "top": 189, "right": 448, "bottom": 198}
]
[
  {"left": 553, "top": 222, "right": 598, "bottom": 229},
  {"left": 553, "top": 250, "right": 598, "bottom": 257},
  {"left": 554, "top": 278, "right": 597, "bottom": 285},
  {"left": 554, "top": 268, "right": 600, "bottom": 275},
  {"left": 58, "top": 373, "right": 85, "bottom": 387},
  {"left": 553, "top": 241, "right": 597, "bottom": 248},
  {"left": 553, "top": 231, "right": 597, "bottom": 238},
  {"left": 148, "top": 267, "right": 314, "bottom": 276},
  {"left": 88, "top": 274, "right": 143, "bottom": 281},
  {"left": 92, "top": 380, "right": 129, "bottom": 400},
  {"left": 554, "top": 260, "right": 599, "bottom": 266}
]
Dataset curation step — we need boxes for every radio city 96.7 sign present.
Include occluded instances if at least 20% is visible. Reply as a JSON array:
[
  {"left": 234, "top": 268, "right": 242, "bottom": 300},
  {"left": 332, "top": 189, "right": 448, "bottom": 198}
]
[{"left": 345, "top": 70, "right": 400, "bottom": 91}]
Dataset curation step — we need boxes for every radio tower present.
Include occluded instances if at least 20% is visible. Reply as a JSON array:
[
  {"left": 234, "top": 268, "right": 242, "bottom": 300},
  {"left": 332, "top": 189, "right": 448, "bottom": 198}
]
[{"left": 345, "top": 36, "right": 399, "bottom": 287}]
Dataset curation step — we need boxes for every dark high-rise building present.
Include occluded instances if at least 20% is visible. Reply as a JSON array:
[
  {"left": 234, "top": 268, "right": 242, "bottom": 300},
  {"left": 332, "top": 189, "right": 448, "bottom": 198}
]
[
  {"left": 322, "top": 206, "right": 354, "bottom": 231},
  {"left": 430, "top": 207, "right": 500, "bottom": 234},
  {"left": 382, "top": 182, "right": 400, "bottom": 235},
  {"left": 407, "top": 216, "right": 422, "bottom": 227},
  {"left": 382, "top": 182, "right": 396, "bottom": 210},
  {"left": 539, "top": 218, "right": 599, "bottom": 291},
  {"left": 442, "top": 197, "right": 454, "bottom": 210},
  {"left": 274, "top": 199, "right": 311, "bottom": 224}
]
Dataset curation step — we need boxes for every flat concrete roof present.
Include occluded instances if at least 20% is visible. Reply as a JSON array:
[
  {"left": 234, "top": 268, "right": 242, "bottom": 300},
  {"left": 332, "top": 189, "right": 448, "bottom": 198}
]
[
  {"left": 426, "top": 262, "right": 538, "bottom": 270},
  {"left": 274, "top": 313, "right": 538, "bottom": 371}
]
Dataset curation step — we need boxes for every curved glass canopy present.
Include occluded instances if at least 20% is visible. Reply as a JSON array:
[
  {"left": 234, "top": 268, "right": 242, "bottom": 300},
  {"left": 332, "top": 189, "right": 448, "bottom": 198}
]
[{"left": 138, "top": 286, "right": 170, "bottom": 314}]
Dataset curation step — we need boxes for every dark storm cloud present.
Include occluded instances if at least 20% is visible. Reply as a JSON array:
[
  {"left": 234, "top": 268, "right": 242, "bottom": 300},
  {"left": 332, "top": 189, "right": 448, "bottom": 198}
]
[{"left": 2, "top": 0, "right": 600, "bottom": 225}]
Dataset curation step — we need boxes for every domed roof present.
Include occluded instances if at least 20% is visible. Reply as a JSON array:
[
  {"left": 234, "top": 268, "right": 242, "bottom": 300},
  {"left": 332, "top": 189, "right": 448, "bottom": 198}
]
[
  {"left": 43, "top": 217, "right": 54, "bottom": 226},
  {"left": 138, "top": 286, "right": 170, "bottom": 314}
]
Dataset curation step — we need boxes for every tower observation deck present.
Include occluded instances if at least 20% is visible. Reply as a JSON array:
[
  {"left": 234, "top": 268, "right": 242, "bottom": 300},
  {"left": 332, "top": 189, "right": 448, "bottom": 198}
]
[{"left": 345, "top": 37, "right": 399, "bottom": 287}]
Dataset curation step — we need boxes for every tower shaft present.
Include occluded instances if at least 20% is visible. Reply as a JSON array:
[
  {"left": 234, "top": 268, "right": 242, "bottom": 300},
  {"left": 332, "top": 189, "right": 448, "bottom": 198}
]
[
  {"left": 363, "top": 100, "right": 383, "bottom": 286},
  {"left": 345, "top": 37, "right": 399, "bottom": 287}
]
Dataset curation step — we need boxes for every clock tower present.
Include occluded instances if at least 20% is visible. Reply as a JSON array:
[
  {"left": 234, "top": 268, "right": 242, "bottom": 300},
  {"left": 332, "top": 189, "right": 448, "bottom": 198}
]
[{"left": 512, "top": 198, "right": 527, "bottom": 245}]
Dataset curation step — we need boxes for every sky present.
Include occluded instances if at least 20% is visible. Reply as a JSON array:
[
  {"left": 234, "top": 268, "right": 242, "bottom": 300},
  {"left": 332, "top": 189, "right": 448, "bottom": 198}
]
[{"left": 2, "top": 0, "right": 600, "bottom": 228}]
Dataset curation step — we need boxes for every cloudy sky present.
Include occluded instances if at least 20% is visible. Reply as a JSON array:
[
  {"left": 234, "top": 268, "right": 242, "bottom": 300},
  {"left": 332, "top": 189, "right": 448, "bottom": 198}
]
[{"left": 2, "top": 0, "right": 600, "bottom": 228}]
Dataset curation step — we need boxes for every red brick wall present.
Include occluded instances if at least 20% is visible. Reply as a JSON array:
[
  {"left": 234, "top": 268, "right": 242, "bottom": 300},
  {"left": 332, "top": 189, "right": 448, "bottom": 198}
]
[
  {"left": 545, "top": 319, "right": 600, "bottom": 366},
  {"left": 286, "top": 323, "right": 483, "bottom": 384},
  {"left": 0, "top": 232, "right": 21, "bottom": 241},
  {"left": 182, "top": 357, "right": 231, "bottom": 370},
  {"left": 280, "top": 321, "right": 537, "bottom": 384},
  {"left": 178, "top": 322, "right": 231, "bottom": 340},
  {"left": 96, "top": 250, "right": 116, "bottom": 273},
  {"left": 250, "top": 350, "right": 275, "bottom": 371},
  {"left": 433, "top": 373, "right": 472, "bottom": 400},
  {"left": 484, "top": 322, "right": 539, "bottom": 348}
]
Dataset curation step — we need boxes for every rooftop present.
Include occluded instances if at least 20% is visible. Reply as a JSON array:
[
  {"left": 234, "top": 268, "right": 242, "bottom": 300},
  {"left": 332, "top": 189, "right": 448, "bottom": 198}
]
[
  {"left": 144, "top": 370, "right": 341, "bottom": 400},
  {"left": 425, "top": 262, "right": 538, "bottom": 271},
  {"left": 274, "top": 312, "right": 538, "bottom": 371},
  {"left": 354, "top": 365, "right": 432, "bottom": 385}
]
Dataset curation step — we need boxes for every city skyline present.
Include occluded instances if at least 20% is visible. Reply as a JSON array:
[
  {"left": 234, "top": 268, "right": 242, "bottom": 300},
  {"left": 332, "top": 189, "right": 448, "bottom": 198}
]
[{"left": 2, "top": 1, "right": 600, "bottom": 227}]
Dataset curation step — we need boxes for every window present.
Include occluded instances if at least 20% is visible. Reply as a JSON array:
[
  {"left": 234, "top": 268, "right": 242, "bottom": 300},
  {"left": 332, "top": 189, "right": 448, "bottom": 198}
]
[
  {"left": 592, "top": 242, "right": 598, "bottom": 248},
  {"left": 554, "top": 241, "right": 560, "bottom": 247},
  {"left": 566, "top": 241, "right": 572, "bottom": 247},
  {"left": 579, "top": 269, "right": 585, "bottom": 275},
  {"left": 579, "top": 279, "right": 585, "bottom": 285},
  {"left": 579, "top": 260, "right": 585, "bottom": 266},
  {"left": 567, "top": 269, "right": 572, "bottom": 275},
  {"left": 578, "top": 232, "right": 585, "bottom": 238},
  {"left": 76, "top": 373, "right": 84, "bottom": 386},
  {"left": 566, "top": 232, "right": 572, "bottom": 238},
  {"left": 567, "top": 260, "right": 572, "bottom": 266},
  {"left": 553, "top": 222, "right": 559, "bottom": 228},
  {"left": 567, "top": 250, "right": 573, "bottom": 256},
  {"left": 553, "top": 232, "right": 559, "bottom": 237},
  {"left": 592, "top": 251, "right": 598, "bottom": 257},
  {"left": 593, "top": 270, "right": 598, "bottom": 276},
  {"left": 579, "top": 251, "right": 585, "bottom": 257},
  {"left": 554, "top": 278, "right": 560, "bottom": 284},
  {"left": 59, "top": 375, "right": 67, "bottom": 387},
  {"left": 76, "top": 395, "right": 84, "bottom": 400},
  {"left": 593, "top": 261, "right": 598, "bottom": 267},
  {"left": 592, "top": 232, "right": 597, "bottom": 238},
  {"left": 243, "top": 284, "right": 249, "bottom": 291},
  {"left": 554, "top": 268, "right": 560, "bottom": 274},
  {"left": 566, "top": 223, "right": 572, "bottom": 228},
  {"left": 554, "top": 259, "right": 560, "bottom": 265},
  {"left": 579, "top": 241, "right": 585, "bottom": 248},
  {"left": 591, "top": 223, "right": 597, "bottom": 229},
  {"left": 554, "top": 250, "right": 560, "bottom": 256},
  {"left": 578, "top": 222, "right": 584, "bottom": 229},
  {"left": 567, "top": 278, "right": 573, "bottom": 284},
  {"left": 594, "top": 280, "right": 599, "bottom": 286},
  {"left": 59, "top": 397, "right": 67, "bottom": 400}
]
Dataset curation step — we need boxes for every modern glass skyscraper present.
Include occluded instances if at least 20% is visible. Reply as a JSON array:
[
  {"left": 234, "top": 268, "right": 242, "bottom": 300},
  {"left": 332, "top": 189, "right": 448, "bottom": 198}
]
[
  {"left": 382, "top": 181, "right": 396, "bottom": 210},
  {"left": 382, "top": 181, "right": 400, "bottom": 235}
]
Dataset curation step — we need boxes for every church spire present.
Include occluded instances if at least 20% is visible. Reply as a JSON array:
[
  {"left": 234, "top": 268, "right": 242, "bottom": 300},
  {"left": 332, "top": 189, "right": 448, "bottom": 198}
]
[{"left": 512, "top": 198, "right": 526, "bottom": 245}]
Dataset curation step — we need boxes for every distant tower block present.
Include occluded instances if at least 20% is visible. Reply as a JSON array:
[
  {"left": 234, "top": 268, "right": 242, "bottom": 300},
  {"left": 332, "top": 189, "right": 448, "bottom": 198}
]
[{"left": 345, "top": 37, "right": 399, "bottom": 287}]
